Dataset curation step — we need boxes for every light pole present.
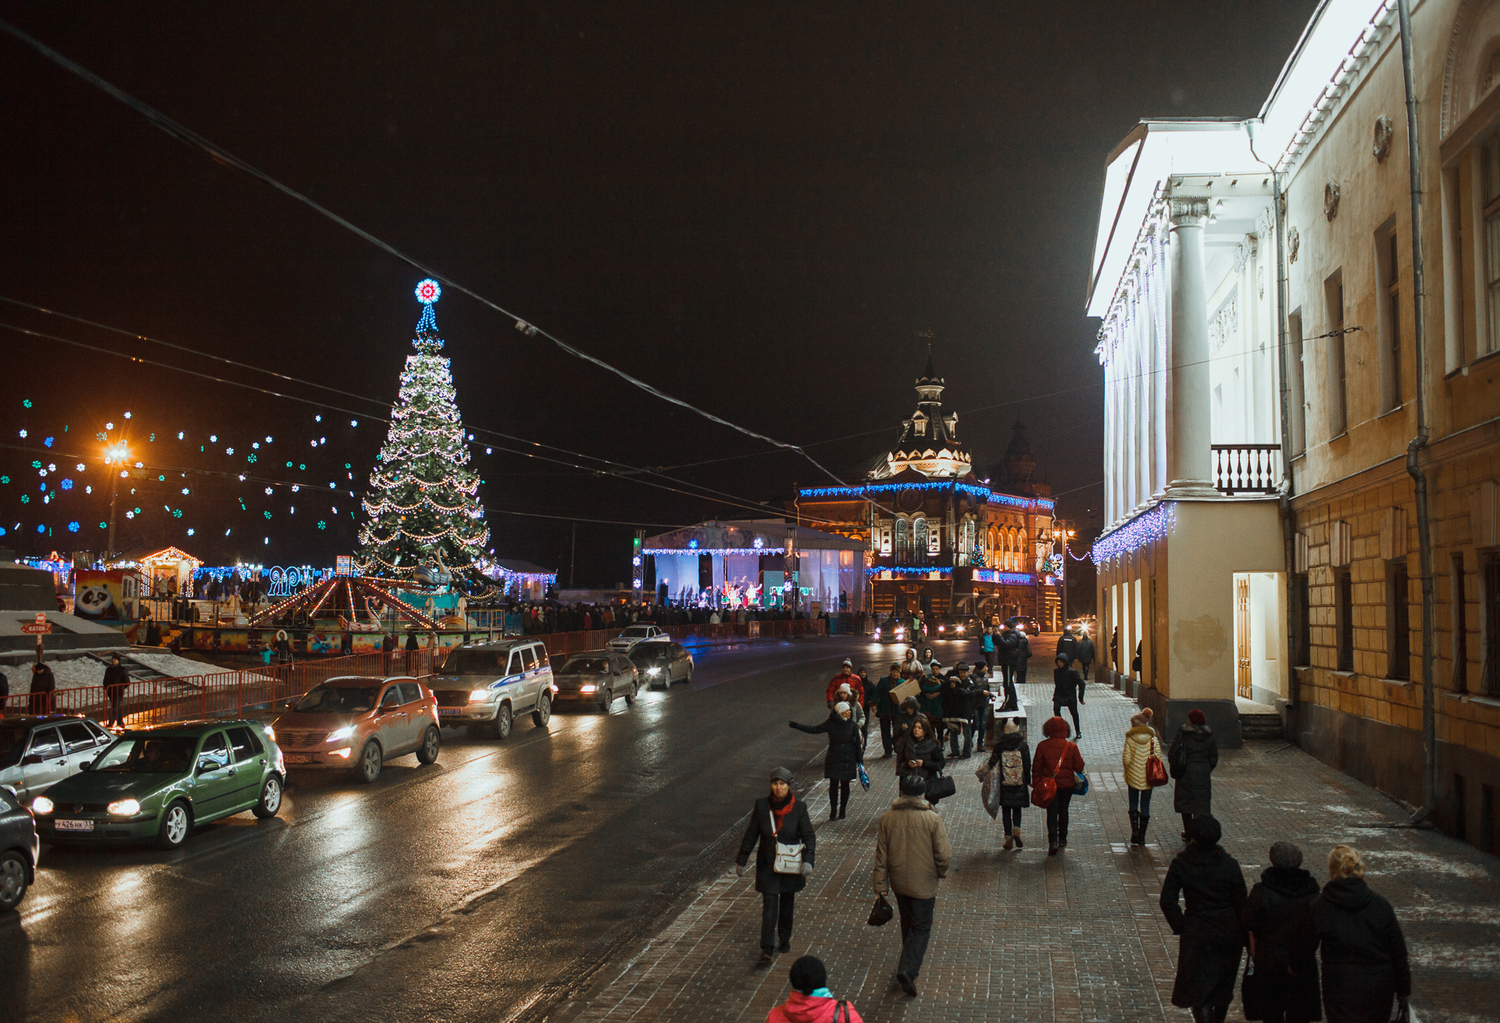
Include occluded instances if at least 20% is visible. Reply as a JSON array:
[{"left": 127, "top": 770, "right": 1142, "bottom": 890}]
[{"left": 103, "top": 440, "right": 129, "bottom": 558}]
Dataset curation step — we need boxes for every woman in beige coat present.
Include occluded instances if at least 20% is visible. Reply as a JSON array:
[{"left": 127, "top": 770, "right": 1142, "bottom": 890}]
[{"left": 1121, "top": 708, "right": 1163, "bottom": 847}]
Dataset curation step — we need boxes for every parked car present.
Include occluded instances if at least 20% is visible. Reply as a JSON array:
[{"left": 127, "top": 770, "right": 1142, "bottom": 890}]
[
  {"left": 272, "top": 676, "right": 441, "bottom": 783},
  {"left": 0, "top": 786, "right": 39, "bottom": 910},
  {"left": 605, "top": 624, "right": 668, "bottom": 653},
  {"left": 0, "top": 716, "right": 115, "bottom": 803},
  {"left": 427, "top": 639, "right": 552, "bottom": 739},
  {"left": 1006, "top": 615, "right": 1041, "bottom": 636},
  {"left": 552, "top": 652, "right": 639, "bottom": 711},
  {"left": 30, "top": 720, "right": 284, "bottom": 850},
  {"left": 630, "top": 641, "right": 694, "bottom": 688},
  {"left": 934, "top": 615, "right": 979, "bottom": 640}
]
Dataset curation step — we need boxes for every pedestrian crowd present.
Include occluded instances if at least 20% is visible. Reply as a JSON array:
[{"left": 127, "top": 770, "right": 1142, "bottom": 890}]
[{"left": 743, "top": 631, "right": 1415, "bottom": 1022}]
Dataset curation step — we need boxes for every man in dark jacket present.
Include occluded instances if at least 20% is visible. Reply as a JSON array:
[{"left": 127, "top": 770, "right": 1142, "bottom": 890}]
[
  {"left": 1012, "top": 629, "right": 1032, "bottom": 685},
  {"left": 736, "top": 766, "right": 816, "bottom": 966},
  {"left": 103, "top": 653, "right": 130, "bottom": 729},
  {"left": 1159, "top": 815, "right": 1247, "bottom": 1023},
  {"left": 1244, "top": 841, "right": 1321, "bottom": 1023},
  {"left": 963, "top": 665, "right": 992, "bottom": 758},
  {"left": 871, "top": 664, "right": 901, "bottom": 758},
  {"left": 1313, "top": 844, "right": 1410, "bottom": 1023},
  {"left": 1170, "top": 709, "right": 1219, "bottom": 839},
  {"left": 939, "top": 664, "right": 972, "bottom": 759},
  {"left": 1051, "top": 656, "right": 1086, "bottom": 740},
  {"left": 27, "top": 661, "right": 56, "bottom": 715},
  {"left": 1077, "top": 631, "right": 1096, "bottom": 680},
  {"left": 1055, "top": 627, "right": 1079, "bottom": 667},
  {"left": 997, "top": 626, "right": 1020, "bottom": 685}
]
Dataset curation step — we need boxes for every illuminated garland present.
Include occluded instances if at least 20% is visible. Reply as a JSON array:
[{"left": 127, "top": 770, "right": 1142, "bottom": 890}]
[
  {"left": 1090, "top": 503, "right": 1175, "bottom": 564},
  {"left": 799, "top": 481, "right": 1054, "bottom": 512}
]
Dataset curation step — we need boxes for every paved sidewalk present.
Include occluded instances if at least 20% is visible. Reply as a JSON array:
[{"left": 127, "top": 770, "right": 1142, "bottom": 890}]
[{"left": 562, "top": 681, "right": 1500, "bottom": 1023}]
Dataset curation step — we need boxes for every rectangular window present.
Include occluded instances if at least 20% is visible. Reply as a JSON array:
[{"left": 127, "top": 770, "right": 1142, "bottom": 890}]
[
  {"left": 1388, "top": 560, "right": 1410, "bottom": 680},
  {"left": 1337, "top": 569, "right": 1354, "bottom": 672},
  {"left": 1484, "top": 137, "right": 1500, "bottom": 357},
  {"left": 1325, "top": 271, "right": 1348, "bottom": 436},
  {"left": 1376, "top": 221, "right": 1403, "bottom": 412},
  {"left": 1485, "top": 554, "right": 1500, "bottom": 696},
  {"left": 1454, "top": 552, "right": 1469, "bottom": 692},
  {"left": 1295, "top": 573, "right": 1312, "bottom": 666},
  {"left": 1288, "top": 310, "right": 1306, "bottom": 455}
]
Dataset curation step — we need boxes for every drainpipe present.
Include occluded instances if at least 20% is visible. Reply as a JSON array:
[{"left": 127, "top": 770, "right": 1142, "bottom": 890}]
[
  {"left": 1397, "top": 0, "right": 1438, "bottom": 820},
  {"left": 1247, "top": 124, "right": 1300, "bottom": 715}
]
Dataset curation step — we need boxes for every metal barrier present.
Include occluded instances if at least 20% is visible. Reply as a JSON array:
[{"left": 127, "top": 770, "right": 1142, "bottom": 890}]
[{"left": 0, "top": 620, "right": 830, "bottom": 727}]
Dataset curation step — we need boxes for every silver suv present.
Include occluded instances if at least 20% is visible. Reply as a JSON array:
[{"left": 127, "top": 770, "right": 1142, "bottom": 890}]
[
  {"left": 0, "top": 716, "right": 115, "bottom": 802},
  {"left": 428, "top": 639, "right": 553, "bottom": 740}
]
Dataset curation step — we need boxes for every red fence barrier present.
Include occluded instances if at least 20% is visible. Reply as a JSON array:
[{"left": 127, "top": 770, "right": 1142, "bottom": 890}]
[{"left": 0, "top": 619, "right": 829, "bottom": 728}]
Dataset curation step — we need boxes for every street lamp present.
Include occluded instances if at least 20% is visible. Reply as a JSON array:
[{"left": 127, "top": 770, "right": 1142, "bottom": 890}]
[{"left": 103, "top": 441, "right": 129, "bottom": 557}]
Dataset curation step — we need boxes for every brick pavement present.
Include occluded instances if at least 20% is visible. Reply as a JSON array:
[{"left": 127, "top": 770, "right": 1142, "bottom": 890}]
[{"left": 560, "top": 679, "right": 1500, "bottom": 1023}]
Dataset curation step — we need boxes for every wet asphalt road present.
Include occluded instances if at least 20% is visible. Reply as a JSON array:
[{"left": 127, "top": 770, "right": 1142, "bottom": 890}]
[{"left": 0, "top": 634, "right": 991, "bottom": 1023}]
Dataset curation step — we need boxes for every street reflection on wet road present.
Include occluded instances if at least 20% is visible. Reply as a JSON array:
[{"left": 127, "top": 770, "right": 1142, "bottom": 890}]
[{"left": 0, "top": 635, "right": 965, "bottom": 1023}]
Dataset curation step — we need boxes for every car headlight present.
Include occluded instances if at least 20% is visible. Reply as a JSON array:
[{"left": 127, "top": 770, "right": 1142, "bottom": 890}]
[
  {"left": 580, "top": 684, "right": 598, "bottom": 693},
  {"left": 325, "top": 725, "right": 354, "bottom": 743},
  {"left": 107, "top": 798, "right": 141, "bottom": 816},
  {"left": 874, "top": 628, "right": 881, "bottom": 637},
  {"left": 31, "top": 796, "right": 53, "bottom": 815},
  {"left": 646, "top": 666, "right": 661, "bottom": 676},
  {"left": 468, "top": 689, "right": 493, "bottom": 703}
]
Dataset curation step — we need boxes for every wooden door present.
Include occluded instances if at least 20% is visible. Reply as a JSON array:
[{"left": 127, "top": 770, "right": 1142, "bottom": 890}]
[{"left": 1236, "top": 578, "right": 1253, "bottom": 699}]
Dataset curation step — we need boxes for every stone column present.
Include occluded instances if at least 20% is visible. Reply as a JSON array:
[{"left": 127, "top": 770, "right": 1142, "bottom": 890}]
[
  {"left": 1166, "top": 197, "right": 1220, "bottom": 496},
  {"left": 1104, "top": 357, "right": 1118, "bottom": 523}
]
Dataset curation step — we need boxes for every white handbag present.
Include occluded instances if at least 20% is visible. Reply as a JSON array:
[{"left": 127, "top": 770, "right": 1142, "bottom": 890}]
[{"left": 768, "top": 809, "right": 805, "bottom": 874}]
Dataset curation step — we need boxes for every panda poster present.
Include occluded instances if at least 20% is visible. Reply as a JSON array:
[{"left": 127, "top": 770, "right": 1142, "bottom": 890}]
[{"left": 74, "top": 570, "right": 131, "bottom": 622}]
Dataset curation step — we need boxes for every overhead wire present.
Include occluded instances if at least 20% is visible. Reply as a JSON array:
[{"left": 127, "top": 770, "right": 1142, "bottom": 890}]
[{"left": 0, "top": 18, "right": 856, "bottom": 489}]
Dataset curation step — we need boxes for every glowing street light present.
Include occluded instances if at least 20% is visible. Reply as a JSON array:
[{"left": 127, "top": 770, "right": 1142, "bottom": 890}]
[{"left": 105, "top": 441, "right": 130, "bottom": 554}]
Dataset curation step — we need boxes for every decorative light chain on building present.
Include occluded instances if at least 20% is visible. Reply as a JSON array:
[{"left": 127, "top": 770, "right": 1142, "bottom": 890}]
[{"left": 1091, "top": 503, "right": 1175, "bottom": 565}]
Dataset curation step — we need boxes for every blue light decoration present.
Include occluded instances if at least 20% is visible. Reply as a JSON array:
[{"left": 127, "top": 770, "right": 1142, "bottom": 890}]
[
  {"left": 644, "top": 547, "right": 794, "bottom": 557},
  {"left": 797, "top": 481, "right": 1054, "bottom": 512},
  {"left": 67, "top": 521, "right": 79, "bottom": 532},
  {"left": 865, "top": 565, "right": 954, "bottom": 578},
  {"left": 973, "top": 568, "right": 1036, "bottom": 586},
  {"left": 1091, "top": 502, "right": 1176, "bottom": 564},
  {"left": 43, "top": 436, "right": 53, "bottom": 448},
  {"left": 688, "top": 539, "right": 699, "bottom": 549}
]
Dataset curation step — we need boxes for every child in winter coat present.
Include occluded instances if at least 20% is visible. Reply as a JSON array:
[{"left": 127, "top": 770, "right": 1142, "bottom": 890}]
[
  {"left": 765, "top": 955, "right": 865, "bottom": 1023},
  {"left": 986, "top": 718, "right": 1031, "bottom": 849},
  {"left": 1120, "top": 708, "right": 1163, "bottom": 846}
]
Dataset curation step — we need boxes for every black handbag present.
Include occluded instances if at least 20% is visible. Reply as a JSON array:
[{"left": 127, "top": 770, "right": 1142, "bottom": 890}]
[
  {"left": 867, "top": 894, "right": 893, "bottom": 927},
  {"left": 926, "top": 773, "right": 957, "bottom": 802},
  {"left": 1240, "top": 957, "right": 1264, "bottom": 1021}
]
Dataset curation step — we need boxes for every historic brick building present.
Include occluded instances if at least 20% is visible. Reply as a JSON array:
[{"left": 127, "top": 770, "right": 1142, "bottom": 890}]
[{"left": 794, "top": 358, "right": 1059, "bottom": 624}]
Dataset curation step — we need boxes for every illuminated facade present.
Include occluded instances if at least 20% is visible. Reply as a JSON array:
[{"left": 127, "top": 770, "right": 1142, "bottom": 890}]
[
  {"left": 795, "top": 358, "right": 1059, "bottom": 624},
  {"left": 1086, "top": 0, "right": 1500, "bottom": 847}
]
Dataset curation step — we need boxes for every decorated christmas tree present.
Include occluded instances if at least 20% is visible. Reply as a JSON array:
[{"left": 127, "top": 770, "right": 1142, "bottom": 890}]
[{"left": 357, "top": 280, "right": 489, "bottom": 579}]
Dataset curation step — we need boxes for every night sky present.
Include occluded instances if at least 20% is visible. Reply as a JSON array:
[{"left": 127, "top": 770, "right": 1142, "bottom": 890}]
[{"left": 0, "top": 2, "right": 1317, "bottom": 584}]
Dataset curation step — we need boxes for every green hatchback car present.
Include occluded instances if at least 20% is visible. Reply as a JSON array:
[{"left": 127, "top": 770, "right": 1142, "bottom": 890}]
[{"left": 30, "top": 720, "right": 285, "bottom": 849}]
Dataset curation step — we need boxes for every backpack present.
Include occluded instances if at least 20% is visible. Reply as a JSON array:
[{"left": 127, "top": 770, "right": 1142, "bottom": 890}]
[{"left": 999, "top": 748, "right": 1024, "bottom": 787}]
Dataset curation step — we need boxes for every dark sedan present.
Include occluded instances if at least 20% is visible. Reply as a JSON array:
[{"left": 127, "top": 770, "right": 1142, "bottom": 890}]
[
  {"left": 629, "top": 641, "right": 694, "bottom": 688},
  {"left": 0, "top": 786, "right": 39, "bottom": 911}
]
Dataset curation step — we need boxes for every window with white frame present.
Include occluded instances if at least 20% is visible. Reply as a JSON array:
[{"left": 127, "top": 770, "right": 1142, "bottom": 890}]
[{"left": 913, "top": 517, "right": 928, "bottom": 558}]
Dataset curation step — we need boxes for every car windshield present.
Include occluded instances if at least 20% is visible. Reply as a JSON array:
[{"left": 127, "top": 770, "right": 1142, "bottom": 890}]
[
  {"left": 629, "top": 646, "right": 669, "bottom": 664},
  {"left": 0, "top": 722, "right": 28, "bottom": 768},
  {"left": 292, "top": 685, "right": 378, "bottom": 714},
  {"left": 441, "top": 649, "right": 507, "bottom": 675},
  {"left": 94, "top": 736, "right": 198, "bottom": 774},
  {"left": 561, "top": 658, "right": 609, "bottom": 674},
  {"left": 622, "top": 627, "right": 651, "bottom": 637}
]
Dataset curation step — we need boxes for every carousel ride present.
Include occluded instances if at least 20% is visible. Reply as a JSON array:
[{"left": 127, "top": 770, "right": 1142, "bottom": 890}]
[{"left": 249, "top": 574, "right": 442, "bottom": 632}]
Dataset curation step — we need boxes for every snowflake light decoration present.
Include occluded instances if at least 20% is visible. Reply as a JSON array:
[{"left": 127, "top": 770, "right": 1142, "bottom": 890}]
[{"left": 415, "top": 278, "right": 442, "bottom": 304}]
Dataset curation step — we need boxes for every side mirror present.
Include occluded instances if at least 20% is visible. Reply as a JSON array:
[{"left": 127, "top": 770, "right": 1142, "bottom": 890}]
[
  {"left": 197, "top": 759, "right": 218, "bottom": 775},
  {"left": 79, "top": 760, "right": 94, "bottom": 771}
]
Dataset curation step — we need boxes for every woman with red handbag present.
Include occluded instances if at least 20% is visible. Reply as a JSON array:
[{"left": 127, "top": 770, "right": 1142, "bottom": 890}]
[
  {"left": 1032, "top": 716, "right": 1085, "bottom": 856},
  {"left": 1121, "top": 708, "right": 1167, "bottom": 847}
]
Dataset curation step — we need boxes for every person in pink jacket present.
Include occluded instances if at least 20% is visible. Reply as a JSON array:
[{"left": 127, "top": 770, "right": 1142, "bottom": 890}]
[{"left": 765, "top": 956, "right": 865, "bottom": 1023}]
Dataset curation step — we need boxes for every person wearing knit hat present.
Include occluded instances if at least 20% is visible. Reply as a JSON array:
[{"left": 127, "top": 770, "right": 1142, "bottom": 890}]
[
  {"left": 1159, "top": 813, "right": 1247, "bottom": 1021},
  {"left": 790, "top": 699, "right": 865, "bottom": 822},
  {"left": 764, "top": 956, "right": 867, "bottom": 1023},
  {"left": 826, "top": 660, "right": 864, "bottom": 711},
  {"left": 1121, "top": 706, "right": 1163, "bottom": 847},
  {"left": 1169, "top": 707, "right": 1219, "bottom": 843},
  {"left": 736, "top": 767, "right": 816, "bottom": 965}
]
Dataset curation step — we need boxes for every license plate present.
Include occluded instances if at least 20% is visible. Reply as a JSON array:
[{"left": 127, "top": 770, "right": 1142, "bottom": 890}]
[
  {"left": 438, "top": 707, "right": 462, "bottom": 717},
  {"left": 284, "top": 753, "right": 313, "bottom": 764},
  {"left": 56, "top": 818, "right": 93, "bottom": 832}
]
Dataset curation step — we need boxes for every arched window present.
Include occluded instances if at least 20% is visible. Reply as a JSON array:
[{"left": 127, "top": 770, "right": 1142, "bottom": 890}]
[
  {"left": 913, "top": 517, "right": 928, "bottom": 559},
  {"left": 894, "top": 517, "right": 910, "bottom": 560}
]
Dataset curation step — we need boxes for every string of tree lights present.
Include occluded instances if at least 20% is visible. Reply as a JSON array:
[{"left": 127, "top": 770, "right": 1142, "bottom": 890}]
[{"left": 355, "top": 282, "right": 489, "bottom": 579}]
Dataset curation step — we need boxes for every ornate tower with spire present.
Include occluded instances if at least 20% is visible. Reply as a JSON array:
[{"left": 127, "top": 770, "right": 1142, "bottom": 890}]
[{"left": 876, "top": 354, "right": 974, "bottom": 480}]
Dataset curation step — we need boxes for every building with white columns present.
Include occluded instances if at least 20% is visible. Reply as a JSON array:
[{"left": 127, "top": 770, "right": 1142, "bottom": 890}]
[{"left": 1087, "top": 0, "right": 1500, "bottom": 845}]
